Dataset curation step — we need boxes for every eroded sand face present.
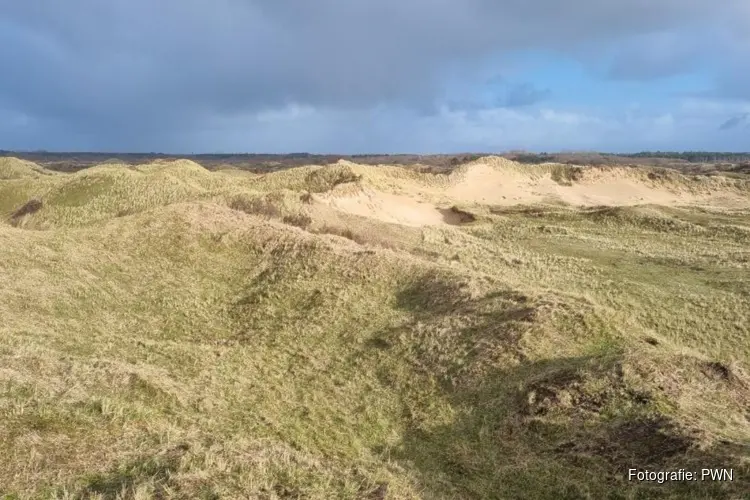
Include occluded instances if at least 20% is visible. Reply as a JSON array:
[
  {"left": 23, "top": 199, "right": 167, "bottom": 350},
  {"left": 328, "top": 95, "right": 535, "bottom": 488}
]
[
  {"left": 313, "top": 158, "right": 750, "bottom": 227},
  {"left": 318, "top": 187, "right": 447, "bottom": 227}
]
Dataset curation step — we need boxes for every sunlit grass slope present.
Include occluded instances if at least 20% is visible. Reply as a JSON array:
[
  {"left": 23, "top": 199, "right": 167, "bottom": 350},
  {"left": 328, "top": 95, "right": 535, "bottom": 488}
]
[{"left": 1, "top": 157, "right": 749, "bottom": 499}]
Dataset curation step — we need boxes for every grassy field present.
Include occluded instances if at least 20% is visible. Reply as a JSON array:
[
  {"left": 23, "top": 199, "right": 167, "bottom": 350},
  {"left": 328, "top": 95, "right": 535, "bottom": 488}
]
[{"left": 1, "top": 156, "right": 749, "bottom": 499}]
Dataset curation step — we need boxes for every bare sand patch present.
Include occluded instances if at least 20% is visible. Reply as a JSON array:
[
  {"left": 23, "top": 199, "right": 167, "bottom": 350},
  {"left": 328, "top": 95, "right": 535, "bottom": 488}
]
[
  {"left": 316, "top": 186, "right": 448, "bottom": 227},
  {"left": 314, "top": 157, "right": 749, "bottom": 227}
]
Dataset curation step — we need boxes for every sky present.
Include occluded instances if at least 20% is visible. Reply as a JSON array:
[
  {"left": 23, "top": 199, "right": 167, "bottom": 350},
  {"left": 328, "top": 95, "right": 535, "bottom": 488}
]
[{"left": 1, "top": 0, "right": 749, "bottom": 154}]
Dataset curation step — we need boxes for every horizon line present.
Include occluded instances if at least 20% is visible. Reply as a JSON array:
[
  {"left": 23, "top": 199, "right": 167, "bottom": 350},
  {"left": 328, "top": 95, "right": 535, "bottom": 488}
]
[{"left": 3, "top": 150, "right": 750, "bottom": 157}]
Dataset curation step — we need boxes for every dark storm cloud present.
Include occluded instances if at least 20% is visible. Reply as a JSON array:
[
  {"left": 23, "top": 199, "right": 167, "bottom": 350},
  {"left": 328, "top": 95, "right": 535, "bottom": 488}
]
[
  {"left": 444, "top": 80, "right": 551, "bottom": 111},
  {"left": 0, "top": 0, "right": 747, "bottom": 150},
  {"left": 503, "top": 83, "right": 552, "bottom": 108},
  {"left": 719, "top": 113, "right": 749, "bottom": 131}
]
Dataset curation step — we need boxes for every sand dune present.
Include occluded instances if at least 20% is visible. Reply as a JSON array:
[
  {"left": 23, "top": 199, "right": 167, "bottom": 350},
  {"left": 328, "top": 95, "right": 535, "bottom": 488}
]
[
  {"left": 0, "top": 156, "right": 58, "bottom": 179},
  {"left": 2, "top": 155, "right": 750, "bottom": 498},
  {"left": 3, "top": 155, "right": 748, "bottom": 230},
  {"left": 312, "top": 157, "right": 750, "bottom": 227}
]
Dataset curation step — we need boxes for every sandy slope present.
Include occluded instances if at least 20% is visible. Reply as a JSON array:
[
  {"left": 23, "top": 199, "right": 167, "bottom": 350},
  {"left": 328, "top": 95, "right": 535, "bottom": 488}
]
[
  {"left": 447, "top": 163, "right": 666, "bottom": 206},
  {"left": 313, "top": 157, "right": 750, "bottom": 227},
  {"left": 316, "top": 186, "right": 448, "bottom": 227}
]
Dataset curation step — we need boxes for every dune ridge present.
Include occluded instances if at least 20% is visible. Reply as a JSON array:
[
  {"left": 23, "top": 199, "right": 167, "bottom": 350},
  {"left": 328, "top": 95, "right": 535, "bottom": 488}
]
[
  {"left": 1, "top": 156, "right": 749, "bottom": 498},
  {"left": 309, "top": 156, "right": 750, "bottom": 227}
]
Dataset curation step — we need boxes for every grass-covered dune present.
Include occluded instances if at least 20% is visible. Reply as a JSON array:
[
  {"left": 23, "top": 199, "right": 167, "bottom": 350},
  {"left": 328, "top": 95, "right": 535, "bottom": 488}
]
[{"left": 1, "top": 156, "right": 749, "bottom": 499}]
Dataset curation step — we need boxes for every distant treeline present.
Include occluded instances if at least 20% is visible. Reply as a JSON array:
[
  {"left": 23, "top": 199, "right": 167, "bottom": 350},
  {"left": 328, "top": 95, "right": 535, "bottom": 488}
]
[
  {"left": 506, "top": 151, "right": 750, "bottom": 165},
  {"left": 618, "top": 152, "right": 750, "bottom": 162},
  {"left": 3, "top": 150, "right": 749, "bottom": 162}
]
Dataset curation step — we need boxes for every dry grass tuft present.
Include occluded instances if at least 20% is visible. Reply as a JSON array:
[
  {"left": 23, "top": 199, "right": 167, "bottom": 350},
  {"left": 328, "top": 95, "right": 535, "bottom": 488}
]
[
  {"left": 304, "top": 164, "right": 363, "bottom": 193},
  {"left": 228, "top": 194, "right": 282, "bottom": 219},
  {"left": 282, "top": 213, "right": 313, "bottom": 229},
  {"left": 8, "top": 198, "right": 43, "bottom": 226},
  {"left": 549, "top": 164, "right": 584, "bottom": 185}
]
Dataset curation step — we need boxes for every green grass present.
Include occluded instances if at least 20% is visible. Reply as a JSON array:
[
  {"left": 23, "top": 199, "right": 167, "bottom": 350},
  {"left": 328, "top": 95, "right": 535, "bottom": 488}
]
[{"left": 1, "top": 158, "right": 749, "bottom": 499}]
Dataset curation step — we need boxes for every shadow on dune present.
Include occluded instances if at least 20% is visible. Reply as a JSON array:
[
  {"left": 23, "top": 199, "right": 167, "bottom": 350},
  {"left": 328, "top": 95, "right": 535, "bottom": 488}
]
[{"left": 378, "top": 273, "right": 750, "bottom": 499}]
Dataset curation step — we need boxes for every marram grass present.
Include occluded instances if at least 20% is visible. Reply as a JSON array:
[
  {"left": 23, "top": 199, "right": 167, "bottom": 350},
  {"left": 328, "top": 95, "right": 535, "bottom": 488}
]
[{"left": 1, "top": 157, "right": 749, "bottom": 499}]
